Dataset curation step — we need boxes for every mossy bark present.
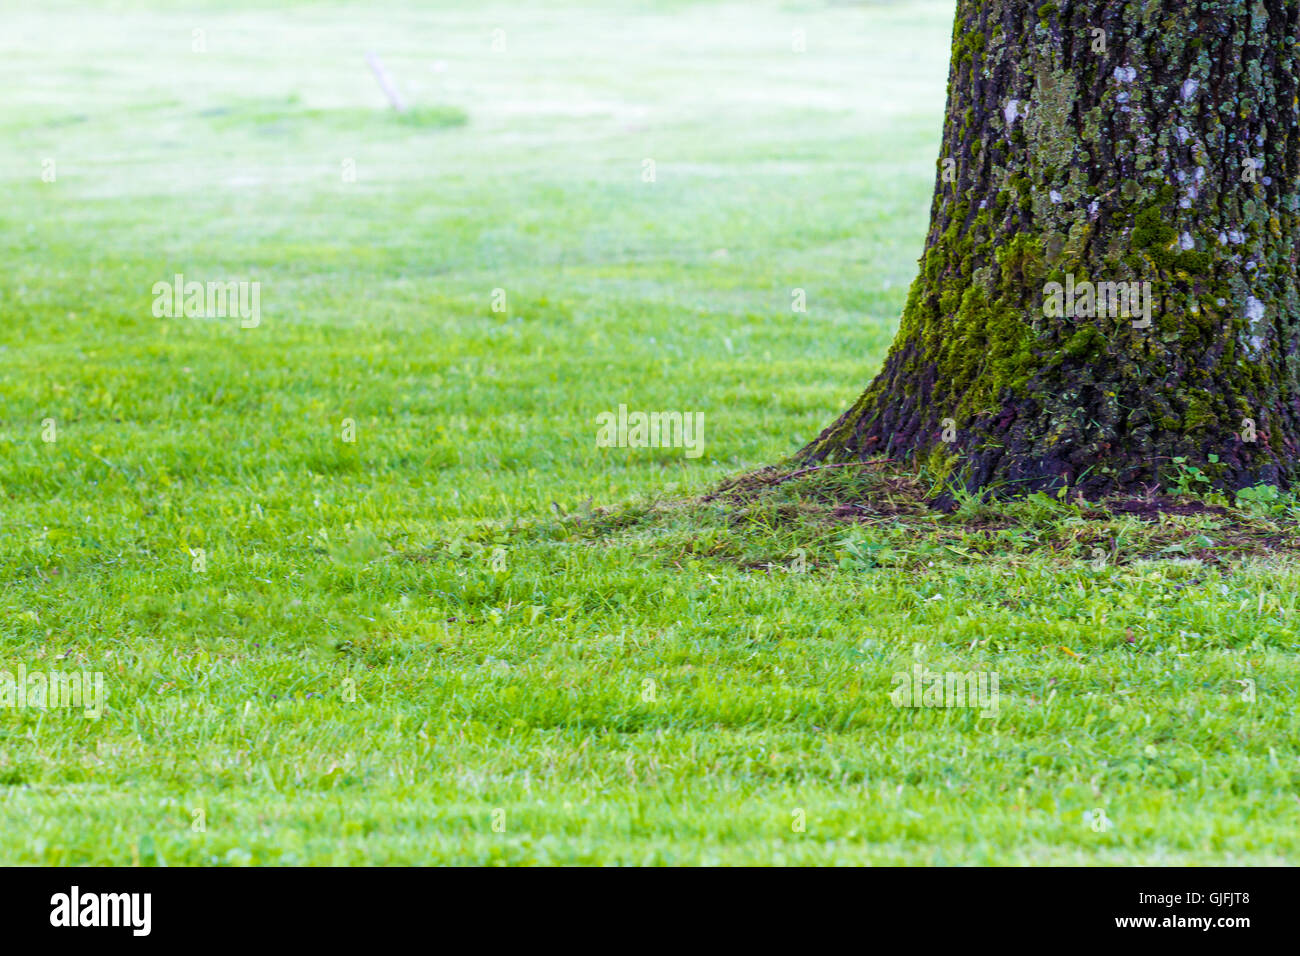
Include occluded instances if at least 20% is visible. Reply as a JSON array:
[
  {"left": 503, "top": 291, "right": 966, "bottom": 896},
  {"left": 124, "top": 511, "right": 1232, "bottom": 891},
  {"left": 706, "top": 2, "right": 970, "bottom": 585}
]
[{"left": 801, "top": 0, "right": 1300, "bottom": 496}]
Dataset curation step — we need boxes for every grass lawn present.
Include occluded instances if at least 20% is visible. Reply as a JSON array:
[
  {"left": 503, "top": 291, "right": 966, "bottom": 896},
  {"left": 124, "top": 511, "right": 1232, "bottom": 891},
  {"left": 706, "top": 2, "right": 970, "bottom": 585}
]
[{"left": 1, "top": 0, "right": 1297, "bottom": 865}]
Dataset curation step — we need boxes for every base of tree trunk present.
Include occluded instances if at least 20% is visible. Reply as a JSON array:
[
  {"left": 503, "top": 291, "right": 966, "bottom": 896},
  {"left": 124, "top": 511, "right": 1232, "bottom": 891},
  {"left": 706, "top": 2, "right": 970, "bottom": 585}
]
[{"left": 799, "top": 1, "right": 1300, "bottom": 498}]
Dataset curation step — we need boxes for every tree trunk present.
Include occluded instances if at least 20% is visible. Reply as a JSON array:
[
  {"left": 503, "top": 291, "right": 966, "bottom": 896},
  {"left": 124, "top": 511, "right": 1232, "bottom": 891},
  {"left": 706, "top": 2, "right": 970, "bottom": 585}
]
[{"left": 800, "top": 0, "right": 1300, "bottom": 497}]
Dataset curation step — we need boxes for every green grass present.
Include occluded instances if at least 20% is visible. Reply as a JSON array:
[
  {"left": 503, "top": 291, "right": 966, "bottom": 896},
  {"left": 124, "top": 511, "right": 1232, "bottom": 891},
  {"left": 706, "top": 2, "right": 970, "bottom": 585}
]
[{"left": 1, "top": 0, "right": 1297, "bottom": 865}]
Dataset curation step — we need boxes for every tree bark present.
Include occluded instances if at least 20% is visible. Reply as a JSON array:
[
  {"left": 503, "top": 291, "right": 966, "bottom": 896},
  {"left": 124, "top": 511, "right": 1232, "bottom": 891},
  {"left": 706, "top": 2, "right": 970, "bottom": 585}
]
[{"left": 800, "top": 0, "right": 1300, "bottom": 496}]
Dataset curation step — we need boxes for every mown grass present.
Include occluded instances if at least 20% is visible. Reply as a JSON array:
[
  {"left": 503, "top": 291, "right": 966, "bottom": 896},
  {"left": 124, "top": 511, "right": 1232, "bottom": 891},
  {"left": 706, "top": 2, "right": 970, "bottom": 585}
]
[{"left": 1, "top": 0, "right": 1297, "bottom": 865}]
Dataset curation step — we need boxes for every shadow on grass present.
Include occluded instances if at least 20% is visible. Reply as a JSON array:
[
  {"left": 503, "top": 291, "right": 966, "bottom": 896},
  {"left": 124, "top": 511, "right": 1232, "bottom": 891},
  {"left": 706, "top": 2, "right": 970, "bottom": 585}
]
[{"left": 497, "top": 460, "right": 1300, "bottom": 575}]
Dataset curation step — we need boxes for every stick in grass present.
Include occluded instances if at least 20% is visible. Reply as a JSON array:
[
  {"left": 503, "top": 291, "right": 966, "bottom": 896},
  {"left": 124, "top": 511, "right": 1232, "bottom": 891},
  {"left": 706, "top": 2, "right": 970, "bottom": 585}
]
[{"left": 366, "top": 53, "right": 407, "bottom": 113}]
